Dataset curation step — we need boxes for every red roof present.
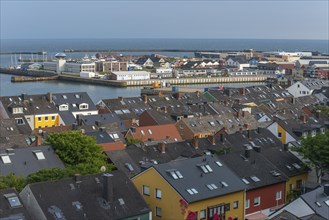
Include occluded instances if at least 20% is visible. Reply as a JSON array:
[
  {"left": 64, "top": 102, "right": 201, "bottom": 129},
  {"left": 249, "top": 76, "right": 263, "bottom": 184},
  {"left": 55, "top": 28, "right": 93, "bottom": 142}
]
[{"left": 130, "top": 124, "right": 182, "bottom": 142}]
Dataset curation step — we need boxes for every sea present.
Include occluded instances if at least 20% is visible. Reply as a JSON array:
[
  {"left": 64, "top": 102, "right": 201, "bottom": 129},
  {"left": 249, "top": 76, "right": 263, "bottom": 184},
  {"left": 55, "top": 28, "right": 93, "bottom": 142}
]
[{"left": 1, "top": 38, "right": 328, "bottom": 102}]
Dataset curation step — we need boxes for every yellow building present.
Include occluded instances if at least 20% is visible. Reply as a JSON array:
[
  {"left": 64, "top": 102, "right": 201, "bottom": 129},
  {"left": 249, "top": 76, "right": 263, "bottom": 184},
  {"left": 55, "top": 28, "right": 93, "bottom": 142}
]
[
  {"left": 132, "top": 156, "right": 246, "bottom": 220},
  {"left": 34, "top": 114, "right": 60, "bottom": 129}
]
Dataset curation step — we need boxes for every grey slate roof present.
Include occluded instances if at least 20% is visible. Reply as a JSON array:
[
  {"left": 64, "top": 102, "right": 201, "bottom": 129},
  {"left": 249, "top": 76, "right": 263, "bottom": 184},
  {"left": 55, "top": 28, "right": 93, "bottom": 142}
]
[
  {"left": 22, "top": 170, "right": 150, "bottom": 220},
  {"left": 0, "top": 188, "right": 32, "bottom": 220},
  {"left": 85, "top": 130, "right": 114, "bottom": 144},
  {"left": 151, "top": 155, "right": 246, "bottom": 203},
  {"left": 0, "top": 146, "right": 65, "bottom": 177},
  {"left": 52, "top": 92, "right": 97, "bottom": 112},
  {"left": 300, "top": 185, "right": 329, "bottom": 219}
]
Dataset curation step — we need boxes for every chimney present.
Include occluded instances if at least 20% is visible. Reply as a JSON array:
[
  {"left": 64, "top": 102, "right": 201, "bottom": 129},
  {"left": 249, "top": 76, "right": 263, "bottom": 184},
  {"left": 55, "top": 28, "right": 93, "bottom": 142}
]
[
  {"left": 36, "top": 135, "right": 43, "bottom": 146},
  {"left": 239, "top": 127, "right": 243, "bottom": 133},
  {"left": 257, "top": 127, "right": 261, "bottom": 134},
  {"left": 142, "top": 95, "right": 148, "bottom": 103},
  {"left": 224, "top": 100, "right": 228, "bottom": 106},
  {"left": 158, "top": 142, "right": 166, "bottom": 153},
  {"left": 118, "top": 96, "right": 123, "bottom": 101},
  {"left": 247, "top": 129, "right": 251, "bottom": 139},
  {"left": 244, "top": 146, "right": 251, "bottom": 158},
  {"left": 291, "top": 97, "right": 295, "bottom": 104},
  {"left": 208, "top": 135, "right": 216, "bottom": 145},
  {"left": 236, "top": 110, "right": 240, "bottom": 118},
  {"left": 253, "top": 145, "right": 261, "bottom": 153},
  {"left": 300, "top": 115, "right": 307, "bottom": 124},
  {"left": 282, "top": 109, "right": 286, "bottom": 114},
  {"left": 47, "top": 92, "right": 52, "bottom": 103},
  {"left": 239, "top": 88, "right": 246, "bottom": 95},
  {"left": 95, "top": 120, "right": 101, "bottom": 127},
  {"left": 283, "top": 144, "right": 289, "bottom": 151},
  {"left": 196, "top": 91, "right": 201, "bottom": 97},
  {"left": 102, "top": 173, "right": 114, "bottom": 202},
  {"left": 220, "top": 133, "right": 224, "bottom": 143},
  {"left": 21, "top": 93, "right": 28, "bottom": 101},
  {"left": 192, "top": 136, "right": 199, "bottom": 149},
  {"left": 324, "top": 184, "right": 329, "bottom": 196},
  {"left": 162, "top": 106, "right": 168, "bottom": 113},
  {"left": 242, "top": 110, "right": 246, "bottom": 117},
  {"left": 74, "top": 174, "right": 81, "bottom": 183},
  {"left": 72, "top": 123, "right": 78, "bottom": 130},
  {"left": 316, "top": 110, "right": 321, "bottom": 119}
]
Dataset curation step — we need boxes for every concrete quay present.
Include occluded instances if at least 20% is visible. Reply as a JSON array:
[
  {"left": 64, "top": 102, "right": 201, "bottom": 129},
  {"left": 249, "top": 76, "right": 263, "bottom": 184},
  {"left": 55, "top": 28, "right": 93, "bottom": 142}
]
[{"left": 59, "top": 74, "right": 271, "bottom": 87}]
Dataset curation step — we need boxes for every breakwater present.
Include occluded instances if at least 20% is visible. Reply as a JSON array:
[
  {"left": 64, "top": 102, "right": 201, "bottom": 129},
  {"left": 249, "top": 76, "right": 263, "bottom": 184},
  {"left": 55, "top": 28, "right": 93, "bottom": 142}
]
[
  {"left": 0, "top": 68, "right": 57, "bottom": 77},
  {"left": 11, "top": 75, "right": 58, "bottom": 82},
  {"left": 59, "top": 74, "right": 270, "bottom": 87}
]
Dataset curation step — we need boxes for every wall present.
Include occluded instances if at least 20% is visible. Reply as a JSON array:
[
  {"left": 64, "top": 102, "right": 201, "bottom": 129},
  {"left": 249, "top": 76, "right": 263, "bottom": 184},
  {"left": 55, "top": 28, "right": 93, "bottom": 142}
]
[
  {"left": 34, "top": 114, "right": 59, "bottom": 129},
  {"left": 245, "top": 183, "right": 285, "bottom": 215},
  {"left": 20, "top": 185, "right": 48, "bottom": 220},
  {"left": 132, "top": 167, "right": 245, "bottom": 220},
  {"left": 285, "top": 173, "right": 308, "bottom": 202}
]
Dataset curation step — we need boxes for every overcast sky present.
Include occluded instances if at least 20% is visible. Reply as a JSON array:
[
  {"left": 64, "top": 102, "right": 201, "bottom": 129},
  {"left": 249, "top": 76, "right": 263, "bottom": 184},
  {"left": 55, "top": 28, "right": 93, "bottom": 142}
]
[{"left": 1, "top": 0, "right": 328, "bottom": 40}]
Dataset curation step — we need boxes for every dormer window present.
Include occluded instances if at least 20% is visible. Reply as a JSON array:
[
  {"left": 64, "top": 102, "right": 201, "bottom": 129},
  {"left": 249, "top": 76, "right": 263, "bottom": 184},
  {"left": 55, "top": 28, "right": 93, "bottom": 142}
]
[
  {"left": 11, "top": 107, "right": 23, "bottom": 114},
  {"left": 59, "top": 104, "right": 69, "bottom": 111},
  {"left": 79, "top": 103, "right": 89, "bottom": 110}
]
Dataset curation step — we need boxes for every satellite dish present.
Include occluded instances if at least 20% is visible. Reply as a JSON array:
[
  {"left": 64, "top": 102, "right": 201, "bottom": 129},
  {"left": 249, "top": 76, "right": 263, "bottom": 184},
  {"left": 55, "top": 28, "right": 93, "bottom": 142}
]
[{"left": 100, "top": 166, "right": 106, "bottom": 172}]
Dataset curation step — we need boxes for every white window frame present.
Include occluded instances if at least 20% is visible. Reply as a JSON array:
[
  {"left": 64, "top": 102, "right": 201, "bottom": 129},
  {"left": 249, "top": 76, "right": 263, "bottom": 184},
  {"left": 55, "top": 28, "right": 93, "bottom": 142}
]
[
  {"left": 276, "top": 191, "right": 282, "bottom": 200},
  {"left": 155, "top": 188, "right": 162, "bottom": 199},
  {"left": 200, "top": 209, "right": 206, "bottom": 219},
  {"left": 143, "top": 185, "right": 150, "bottom": 196},
  {"left": 254, "top": 196, "right": 260, "bottom": 206},
  {"left": 245, "top": 199, "right": 250, "bottom": 209}
]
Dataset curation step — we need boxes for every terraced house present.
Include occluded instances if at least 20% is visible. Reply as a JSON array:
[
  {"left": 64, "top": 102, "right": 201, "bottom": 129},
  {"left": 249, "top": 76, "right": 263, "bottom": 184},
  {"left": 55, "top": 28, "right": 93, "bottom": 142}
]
[{"left": 132, "top": 155, "right": 246, "bottom": 220}]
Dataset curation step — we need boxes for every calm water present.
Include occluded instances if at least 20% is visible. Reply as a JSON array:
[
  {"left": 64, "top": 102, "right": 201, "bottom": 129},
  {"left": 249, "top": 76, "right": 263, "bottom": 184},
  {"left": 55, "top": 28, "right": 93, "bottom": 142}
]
[
  {"left": 0, "top": 74, "right": 264, "bottom": 103},
  {"left": 0, "top": 38, "right": 324, "bottom": 102}
]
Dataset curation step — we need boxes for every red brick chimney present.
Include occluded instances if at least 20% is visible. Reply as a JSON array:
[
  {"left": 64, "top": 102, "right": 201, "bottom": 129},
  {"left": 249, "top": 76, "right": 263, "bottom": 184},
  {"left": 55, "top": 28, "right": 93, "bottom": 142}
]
[
  {"left": 242, "top": 110, "right": 246, "bottom": 117},
  {"left": 162, "top": 106, "right": 168, "bottom": 113},
  {"left": 239, "top": 88, "right": 246, "bottom": 95},
  {"left": 300, "top": 115, "right": 307, "bottom": 123},
  {"left": 208, "top": 135, "right": 216, "bottom": 145},
  {"left": 236, "top": 111, "right": 240, "bottom": 118},
  {"left": 192, "top": 136, "right": 199, "bottom": 149},
  {"left": 158, "top": 142, "right": 166, "bottom": 153},
  {"left": 36, "top": 135, "right": 43, "bottom": 146},
  {"left": 142, "top": 95, "right": 148, "bottom": 103},
  {"left": 118, "top": 96, "right": 123, "bottom": 101}
]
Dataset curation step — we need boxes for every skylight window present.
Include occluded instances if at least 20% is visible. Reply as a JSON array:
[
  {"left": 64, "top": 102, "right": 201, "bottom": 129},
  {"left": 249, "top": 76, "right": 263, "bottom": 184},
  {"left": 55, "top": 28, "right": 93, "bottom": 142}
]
[
  {"left": 167, "top": 169, "right": 183, "bottom": 179},
  {"left": 187, "top": 188, "right": 198, "bottom": 195},
  {"left": 148, "top": 129, "right": 153, "bottom": 135},
  {"left": 205, "top": 165, "right": 213, "bottom": 172},
  {"left": 175, "top": 171, "right": 183, "bottom": 179},
  {"left": 122, "top": 109, "right": 131, "bottom": 114},
  {"left": 125, "top": 163, "right": 134, "bottom": 172},
  {"left": 33, "top": 151, "right": 45, "bottom": 160},
  {"left": 200, "top": 165, "right": 209, "bottom": 173},
  {"left": 62, "top": 95, "right": 67, "bottom": 99},
  {"left": 112, "top": 133, "right": 119, "bottom": 139},
  {"left": 292, "top": 163, "right": 301, "bottom": 169},
  {"left": 221, "top": 181, "right": 228, "bottom": 187},
  {"left": 315, "top": 202, "right": 322, "bottom": 207},
  {"left": 114, "top": 110, "right": 123, "bottom": 115},
  {"left": 141, "top": 130, "right": 145, "bottom": 136},
  {"left": 207, "top": 184, "right": 218, "bottom": 190},
  {"left": 242, "top": 178, "right": 250, "bottom": 184},
  {"left": 250, "top": 176, "right": 261, "bottom": 182},
  {"left": 4, "top": 194, "right": 22, "bottom": 208},
  {"left": 75, "top": 94, "right": 80, "bottom": 99},
  {"left": 215, "top": 161, "right": 223, "bottom": 167},
  {"left": 170, "top": 171, "right": 178, "bottom": 179},
  {"left": 286, "top": 165, "right": 293, "bottom": 171},
  {"left": 1, "top": 155, "right": 11, "bottom": 164},
  {"left": 325, "top": 200, "right": 329, "bottom": 207}
]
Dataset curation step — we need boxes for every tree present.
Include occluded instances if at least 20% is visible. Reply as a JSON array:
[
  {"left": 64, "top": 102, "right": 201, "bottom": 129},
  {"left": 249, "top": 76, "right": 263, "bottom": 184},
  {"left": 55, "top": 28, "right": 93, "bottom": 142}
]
[
  {"left": 292, "top": 131, "right": 329, "bottom": 183},
  {"left": 45, "top": 130, "right": 111, "bottom": 173},
  {"left": 0, "top": 174, "right": 26, "bottom": 192}
]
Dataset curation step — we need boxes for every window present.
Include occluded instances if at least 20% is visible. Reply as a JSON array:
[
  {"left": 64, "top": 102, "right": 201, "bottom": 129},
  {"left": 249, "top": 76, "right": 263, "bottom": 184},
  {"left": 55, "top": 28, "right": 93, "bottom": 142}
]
[
  {"left": 45, "top": 116, "right": 48, "bottom": 121},
  {"left": 38, "top": 117, "right": 42, "bottom": 122},
  {"left": 52, "top": 116, "right": 56, "bottom": 121},
  {"left": 156, "top": 189, "right": 162, "bottom": 199},
  {"left": 200, "top": 209, "right": 206, "bottom": 219},
  {"left": 276, "top": 191, "right": 282, "bottom": 200},
  {"left": 79, "top": 104, "right": 89, "bottom": 110},
  {"left": 245, "top": 199, "right": 250, "bottom": 209},
  {"left": 15, "top": 118, "right": 24, "bottom": 125},
  {"left": 143, "top": 185, "right": 150, "bottom": 196},
  {"left": 156, "top": 207, "right": 162, "bottom": 217},
  {"left": 233, "top": 201, "right": 239, "bottom": 209},
  {"left": 278, "top": 132, "right": 282, "bottom": 138},
  {"left": 1, "top": 155, "right": 11, "bottom": 164},
  {"left": 254, "top": 196, "right": 260, "bottom": 206}
]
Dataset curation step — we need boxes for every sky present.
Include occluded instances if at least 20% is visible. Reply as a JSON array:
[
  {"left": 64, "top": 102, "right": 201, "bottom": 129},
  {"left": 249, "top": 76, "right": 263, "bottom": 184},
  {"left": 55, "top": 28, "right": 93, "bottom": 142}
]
[{"left": 0, "top": 0, "right": 328, "bottom": 40}]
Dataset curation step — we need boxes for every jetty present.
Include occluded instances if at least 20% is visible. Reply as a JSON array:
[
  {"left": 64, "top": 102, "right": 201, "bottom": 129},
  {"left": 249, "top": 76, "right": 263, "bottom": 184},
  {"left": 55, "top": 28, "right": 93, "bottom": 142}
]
[
  {"left": 0, "top": 51, "right": 47, "bottom": 55},
  {"left": 11, "top": 75, "right": 58, "bottom": 82}
]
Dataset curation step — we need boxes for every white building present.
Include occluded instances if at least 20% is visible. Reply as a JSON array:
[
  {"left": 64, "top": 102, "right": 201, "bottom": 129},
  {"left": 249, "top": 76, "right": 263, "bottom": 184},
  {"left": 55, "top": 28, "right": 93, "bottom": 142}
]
[
  {"left": 286, "top": 80, "right": 328, "bottom": 98},
  {"left": 64, "top": 62, "right": 95, "bottom": 74},
  {"left": 111, "top": 71, "right": 150, "bottom": 80}
]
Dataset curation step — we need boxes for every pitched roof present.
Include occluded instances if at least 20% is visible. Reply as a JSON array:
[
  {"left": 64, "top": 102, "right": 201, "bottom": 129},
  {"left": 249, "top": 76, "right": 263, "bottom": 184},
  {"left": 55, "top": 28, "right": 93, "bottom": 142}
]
[
  {"left": 149, "top": 155, "right": 246, "bottom": 203},
  {"left": 128, "top": 124, "right": 182, "bottom": 142},
  {"left": 23, "top": 170, "right": 150, "bottom": 220},
  {"left": 0, "top": 146, "right": 65, "bottom": 177},
  {"left": 0, "top": 188, "right": 32, "bottom": 220}
]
